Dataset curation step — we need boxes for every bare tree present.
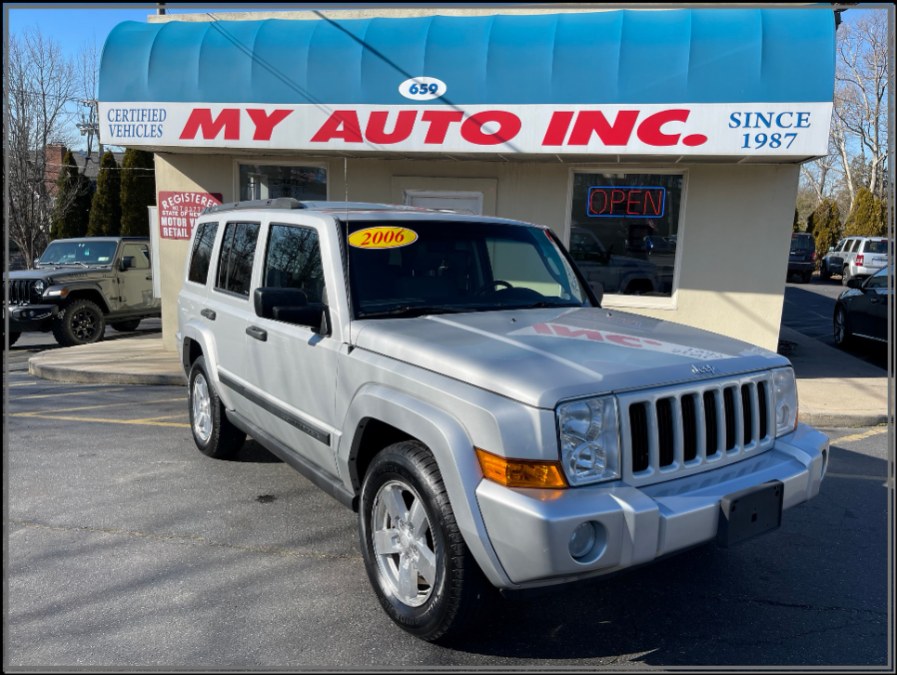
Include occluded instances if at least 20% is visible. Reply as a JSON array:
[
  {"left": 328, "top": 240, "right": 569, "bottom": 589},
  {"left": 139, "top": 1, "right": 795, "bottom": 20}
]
[
  {"left": 834, "top": 12, "right": 889, "bottom": 206},
  {"left": 7, "top": 28, "right": 78, "bottom": 266},
  {"left": 800, "top": 134, "right": 838, "bottom": 205},
  {"left": 75, "top": 38, "right": 102, "bottom": 171}
]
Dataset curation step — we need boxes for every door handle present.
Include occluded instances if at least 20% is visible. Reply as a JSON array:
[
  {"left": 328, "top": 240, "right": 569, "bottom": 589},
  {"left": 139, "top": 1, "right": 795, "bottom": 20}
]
[
  {"left": 246, "top": 325, "right": 267, "bottom": 342},
  {"left": 201, "top": 309, "right": 216, "bottom": 321}
]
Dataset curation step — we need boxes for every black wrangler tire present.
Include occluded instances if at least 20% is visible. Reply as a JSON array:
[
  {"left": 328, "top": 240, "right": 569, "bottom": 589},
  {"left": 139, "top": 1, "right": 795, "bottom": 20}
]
[
  {"left": 52, "top": 299, "right": 105, "bottom": 346},
  {"left": 111, "top": 319, "right": 141, "bottom": 332}
]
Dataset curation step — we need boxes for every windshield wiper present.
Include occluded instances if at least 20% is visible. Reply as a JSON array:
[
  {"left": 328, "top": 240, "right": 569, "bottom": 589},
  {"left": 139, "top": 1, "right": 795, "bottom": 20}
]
[
  {"left": 359, "top": 304, "right": 469, "bottom": 319},
  {"left": 48, "top": 261, "right": 89, "bottom": 268},
  {"left": 501, "top": 300, "right": 583, "bottom": 310}
]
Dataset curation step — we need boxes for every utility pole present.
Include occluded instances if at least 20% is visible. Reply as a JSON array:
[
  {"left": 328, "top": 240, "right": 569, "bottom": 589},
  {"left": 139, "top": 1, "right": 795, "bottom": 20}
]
[{"left": 77, "top": 98, "right": 102, "bottom": 173}]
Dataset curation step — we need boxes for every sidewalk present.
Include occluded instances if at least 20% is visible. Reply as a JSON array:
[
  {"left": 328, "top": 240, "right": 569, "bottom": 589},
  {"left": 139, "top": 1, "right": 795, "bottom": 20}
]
[{"left": 26, "top": 327, "right": 892, "bottom": 428}]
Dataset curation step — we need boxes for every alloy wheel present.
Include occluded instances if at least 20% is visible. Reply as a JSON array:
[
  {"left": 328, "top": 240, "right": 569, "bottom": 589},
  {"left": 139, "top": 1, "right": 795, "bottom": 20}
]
[{"left": 371, "top": 479, "right": 437, "bottom": 607}]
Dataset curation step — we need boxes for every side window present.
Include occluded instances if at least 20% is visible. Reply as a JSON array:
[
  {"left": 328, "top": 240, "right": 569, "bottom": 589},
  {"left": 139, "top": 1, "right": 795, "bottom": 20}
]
[
  {"left": 216, "top": 222, "right": 261, "bottom": 296},
  {"left": 264, "top": 223, "right": 325, "bottom": 303},
  {"left": 866, "top": 271, "right": 888, "bottom": 290},
  {"left": 188, "top": 222, "right": 219, "bottom": 285},
  {"left": 849, "top": 239, "right": 861, "bottom": 253},
  {"left": 121, "top": 243, "right": 150, "bottom": 270}
]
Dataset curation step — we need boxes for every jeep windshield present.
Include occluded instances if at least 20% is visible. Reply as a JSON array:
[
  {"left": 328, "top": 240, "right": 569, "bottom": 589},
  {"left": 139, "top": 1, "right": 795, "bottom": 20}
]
[
  {"left": 38, "top": 240, "right": 118, "bottom": 266},
  {"left": 344, "top": 219, "right": 593, "bottom": 319}
]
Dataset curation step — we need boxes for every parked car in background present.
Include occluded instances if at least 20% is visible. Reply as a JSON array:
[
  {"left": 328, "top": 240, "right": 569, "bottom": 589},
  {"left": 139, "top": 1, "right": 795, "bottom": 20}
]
[
  {"left": 820, "top": 236, "right": 890, "bottom": 285},
  {"left": 787, "top": 232, "right": 817, "bottom": 283},
  {"left": 833, "top": 264, "right": 892, "bottom": 348},
  {"left": 3, "top": 237, "right": 161, "bottom": 347},
  {"left": 569, "top": 227, "right": 663, "bottom": 294}
]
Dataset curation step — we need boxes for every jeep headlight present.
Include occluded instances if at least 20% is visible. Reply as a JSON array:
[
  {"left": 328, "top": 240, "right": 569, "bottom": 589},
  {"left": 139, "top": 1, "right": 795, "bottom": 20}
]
[
  {"left": 557, "top": 396, "right": 620, "bottom": 485},
  {"left": 33, "top": 279, "right": 46, "bottom": 296},
  {"left": 772, "top": 367, "right": 799, "bottom": 437}
]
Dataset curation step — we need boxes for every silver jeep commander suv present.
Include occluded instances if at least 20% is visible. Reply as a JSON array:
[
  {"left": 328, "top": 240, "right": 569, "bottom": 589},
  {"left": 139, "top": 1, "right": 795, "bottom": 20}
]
[{"left": 177, "top": 199, "right": 828, "bottom": 642}]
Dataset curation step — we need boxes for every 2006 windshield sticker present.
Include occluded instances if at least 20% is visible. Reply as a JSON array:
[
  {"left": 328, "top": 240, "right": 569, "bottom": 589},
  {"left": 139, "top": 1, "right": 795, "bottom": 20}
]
[{"left": 348, "top": 226, "right": 419, "bottom": 249}]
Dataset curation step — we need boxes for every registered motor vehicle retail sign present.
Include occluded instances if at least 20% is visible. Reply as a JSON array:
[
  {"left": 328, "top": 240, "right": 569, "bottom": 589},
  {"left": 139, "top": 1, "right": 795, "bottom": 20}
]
[{"left": 158, "top": 191, "right": 222, "bottom": 240}]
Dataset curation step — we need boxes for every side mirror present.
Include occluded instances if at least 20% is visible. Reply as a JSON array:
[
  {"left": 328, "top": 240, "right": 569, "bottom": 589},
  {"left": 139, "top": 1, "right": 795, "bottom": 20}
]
[
  {"left": 847, "top": 277, "right": 863, "bottom": 289},
  {"left": 120, "top": 256, "right": 134, "bottom": 271},
  {"left": 254, "top": 286, "right": 330, "bottom": 335}
]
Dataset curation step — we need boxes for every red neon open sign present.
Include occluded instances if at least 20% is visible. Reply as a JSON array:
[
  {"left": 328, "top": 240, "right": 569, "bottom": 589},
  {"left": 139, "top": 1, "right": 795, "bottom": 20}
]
[{"left": 587, "top": 186, "right": 666, "bottom": 218}]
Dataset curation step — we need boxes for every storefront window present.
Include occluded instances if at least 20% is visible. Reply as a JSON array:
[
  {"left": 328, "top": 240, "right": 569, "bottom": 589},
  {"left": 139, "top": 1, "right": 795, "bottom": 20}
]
[
  {"left": 239, "top": 164, "right": 327, "bottom": 201},
  {"left": 569, "top": 172, "right": 683, "bottom": 297}
]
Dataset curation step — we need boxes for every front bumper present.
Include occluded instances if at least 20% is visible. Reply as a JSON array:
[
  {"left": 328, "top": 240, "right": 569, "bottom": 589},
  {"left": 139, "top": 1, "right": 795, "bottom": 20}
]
[
  {"left": 476, "top": 423, "right": 828, "bottom": 588},
  {"left": 5, "top": 304, "right": 59, "bottom": 332}
]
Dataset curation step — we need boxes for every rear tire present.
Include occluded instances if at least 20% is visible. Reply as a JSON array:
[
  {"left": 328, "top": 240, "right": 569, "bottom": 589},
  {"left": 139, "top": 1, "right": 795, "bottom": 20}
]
[
  {"left": 52, "top": 299, "right": 105, "bottom": 346},
  {"left": 188, "top": 355, "right": 246, "bottom": 459},
  {"left": 359, "top": 441, "right": 492, "bottom": 643},
  {"left": 801, "top": 270, "right": 812, "bottom": 283},
  {"left": 841, "top": 267, "right": 851, "bottom": 286},
  {"left": 111, "top": 319, "right": 141, "bottom": 332}
]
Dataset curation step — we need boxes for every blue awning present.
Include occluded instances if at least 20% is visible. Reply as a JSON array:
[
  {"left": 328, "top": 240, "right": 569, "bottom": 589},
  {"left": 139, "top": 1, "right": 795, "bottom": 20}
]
[{"left": 100, "top": 8, "right": 836, "bottom": 106}]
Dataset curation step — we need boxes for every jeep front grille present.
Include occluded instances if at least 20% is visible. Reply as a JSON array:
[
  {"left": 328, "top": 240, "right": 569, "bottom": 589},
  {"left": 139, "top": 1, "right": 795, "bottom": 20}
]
[
  {"left": 619, "top": 373, "right": 775, "bottom": 486},
  {"left": 7, "top": 279, "right": 40, "bottom": 305}
]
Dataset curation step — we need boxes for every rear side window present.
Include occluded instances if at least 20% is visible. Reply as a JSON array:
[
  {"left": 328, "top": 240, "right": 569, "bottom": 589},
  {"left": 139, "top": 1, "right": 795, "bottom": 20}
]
[
  {"left": 188, "top": 222, "right": 218, "bottom": 284},
  {"left": 264, "top": 223, "right": 325, "bottom": 303},
  {"left": 864, "top": 240, "right": 888, "bottom": 254},
  {"left": 216, "top": 222, "right": 261, "bottom": 296},
  {"left": 848, "top": 239, "right": 862, "bottom": 252}
]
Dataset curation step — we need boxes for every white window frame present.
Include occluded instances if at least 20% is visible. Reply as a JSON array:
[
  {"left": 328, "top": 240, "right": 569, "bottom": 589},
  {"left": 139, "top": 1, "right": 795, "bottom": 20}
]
[{"left": 233, "top": 158, "right": 330, "bottom": 203}]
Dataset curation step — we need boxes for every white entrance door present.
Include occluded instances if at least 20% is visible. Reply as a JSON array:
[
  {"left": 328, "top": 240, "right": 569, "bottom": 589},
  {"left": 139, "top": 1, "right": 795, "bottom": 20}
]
[{"left": 404, "top": 190, "right": 483, "bottom": 215}]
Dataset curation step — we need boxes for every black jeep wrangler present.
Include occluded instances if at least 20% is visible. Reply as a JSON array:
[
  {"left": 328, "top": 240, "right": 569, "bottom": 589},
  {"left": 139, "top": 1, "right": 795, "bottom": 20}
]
[{"left": 4, "top": 237, "right": 161, "bottom": 347}]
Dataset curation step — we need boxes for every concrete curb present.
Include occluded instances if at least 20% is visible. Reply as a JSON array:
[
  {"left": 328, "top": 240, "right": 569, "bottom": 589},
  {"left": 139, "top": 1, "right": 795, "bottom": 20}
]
[
  {"left": 27, "top": 360, "right": 186, "bottom": 386},
  {"left": 798, "top": 412, "right": 891, "bottom": 429}
]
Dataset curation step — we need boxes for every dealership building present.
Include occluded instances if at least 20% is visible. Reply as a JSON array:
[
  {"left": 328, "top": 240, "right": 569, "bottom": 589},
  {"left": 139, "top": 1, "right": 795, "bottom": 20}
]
[{"left": 97, "top": 6, "right": 836, "bottom": 352}]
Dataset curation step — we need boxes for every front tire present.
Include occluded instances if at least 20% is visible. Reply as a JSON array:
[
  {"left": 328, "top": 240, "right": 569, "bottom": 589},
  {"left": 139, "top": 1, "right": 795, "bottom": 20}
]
[
  {"left": 188, "top": 356, "right": 246, "bottom": 459},
  {"left": 359, "top": 441, "right": 491, "bottom": 643},
  {"left": 52, "top": 299, "right": 105, "bottom": 346},
  {"left": 833, "top": 306, "right": 852, "bottom": 348}
]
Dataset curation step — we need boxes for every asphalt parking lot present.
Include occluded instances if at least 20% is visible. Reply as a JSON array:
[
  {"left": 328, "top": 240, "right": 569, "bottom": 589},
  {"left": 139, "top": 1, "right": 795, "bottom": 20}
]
[{"left": 5, "top": 371, "right": 891, "bottom": 669}]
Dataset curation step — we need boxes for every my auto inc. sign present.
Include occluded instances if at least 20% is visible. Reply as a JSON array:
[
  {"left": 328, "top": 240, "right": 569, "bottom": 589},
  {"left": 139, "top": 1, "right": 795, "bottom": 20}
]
[{"left": 99, "top": 102, "right": 832, "bottom": 158}]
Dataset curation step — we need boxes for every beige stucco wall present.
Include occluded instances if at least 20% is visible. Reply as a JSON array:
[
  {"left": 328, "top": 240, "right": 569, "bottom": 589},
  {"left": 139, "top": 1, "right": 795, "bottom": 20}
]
[{"left": 154, "top": 153, "right": 798, "bottom": 354}]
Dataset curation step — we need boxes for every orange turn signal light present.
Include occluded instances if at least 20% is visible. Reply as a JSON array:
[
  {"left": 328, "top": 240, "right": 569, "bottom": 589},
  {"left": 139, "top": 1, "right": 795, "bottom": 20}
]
[{"left": 475, "top": 448, "right": 568, "bottom": 489}]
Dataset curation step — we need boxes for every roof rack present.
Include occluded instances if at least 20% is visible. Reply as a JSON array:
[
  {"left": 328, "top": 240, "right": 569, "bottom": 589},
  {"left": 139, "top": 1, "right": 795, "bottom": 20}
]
[
  {"left": 201, "top": 198, "right": 306, "bottom": 215},
  {"left": 199, "top": 199, "right": 435, "bottom": 216}
]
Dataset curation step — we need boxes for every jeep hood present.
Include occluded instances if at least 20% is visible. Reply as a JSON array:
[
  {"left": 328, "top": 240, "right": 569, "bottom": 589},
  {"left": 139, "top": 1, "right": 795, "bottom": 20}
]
[
  {"left": 6, "top": 267, "right": 110, "bottom": 281},
  {"left": 352, "top": 308, "right": 788, "bottom": 408}
]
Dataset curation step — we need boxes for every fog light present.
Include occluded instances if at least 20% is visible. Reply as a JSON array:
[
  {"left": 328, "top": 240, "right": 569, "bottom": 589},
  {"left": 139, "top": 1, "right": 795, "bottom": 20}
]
[{"left": 569, "top": 522, "right": 597, "bottom": 560}]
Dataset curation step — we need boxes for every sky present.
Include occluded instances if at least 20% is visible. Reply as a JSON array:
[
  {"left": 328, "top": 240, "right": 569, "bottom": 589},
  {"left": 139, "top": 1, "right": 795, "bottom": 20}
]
[{"left": 6, "top": 3, "right": 267, "bottom": 151}]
